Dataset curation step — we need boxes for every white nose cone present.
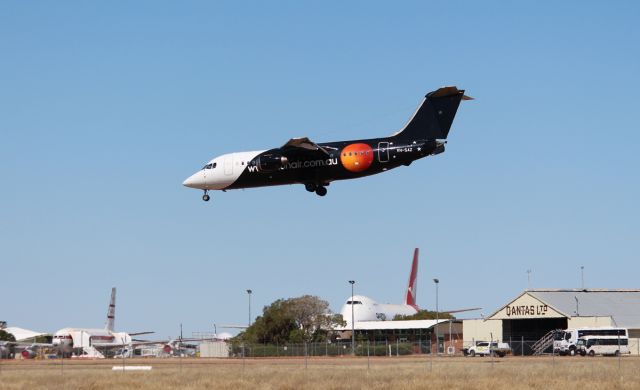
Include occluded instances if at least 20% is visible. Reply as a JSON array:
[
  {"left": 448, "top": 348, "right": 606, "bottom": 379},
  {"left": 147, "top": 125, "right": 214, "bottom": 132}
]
[{"left": 183, "top": 171, "right": 206, "bottom": 189}]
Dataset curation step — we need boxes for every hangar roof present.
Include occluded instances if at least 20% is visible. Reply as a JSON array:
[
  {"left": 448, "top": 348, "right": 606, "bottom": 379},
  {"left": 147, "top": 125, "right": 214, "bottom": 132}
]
[
  {"left": 529, "top": 289, "right": 640, "bottom": 328},
  {"left": 490, "top": 289, "right": 640, "bottom": 329},
  {"left": 336, "top": 319, "right": 453, "bottom": 331}
]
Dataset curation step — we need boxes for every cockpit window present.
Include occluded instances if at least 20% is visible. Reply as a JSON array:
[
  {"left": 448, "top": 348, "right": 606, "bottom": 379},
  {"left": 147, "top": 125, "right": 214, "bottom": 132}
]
[
  {"left": 202, "top": 162, "right": 217, "bottom": 170},
  {"left": 346, "top": 301, "right": 362, "bottom": 305}
]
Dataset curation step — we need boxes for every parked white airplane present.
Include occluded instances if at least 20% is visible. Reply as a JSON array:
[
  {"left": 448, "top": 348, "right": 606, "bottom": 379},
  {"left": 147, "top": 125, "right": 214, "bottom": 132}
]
[
  {"left": 339, "top": 249, "right": 480, "bottom": 328},
  {"left": 48, "top": 287, "right": 152, "bottom": 358},
  {"left": 340, "top": 248, "right": 421, "bottom": 326}
]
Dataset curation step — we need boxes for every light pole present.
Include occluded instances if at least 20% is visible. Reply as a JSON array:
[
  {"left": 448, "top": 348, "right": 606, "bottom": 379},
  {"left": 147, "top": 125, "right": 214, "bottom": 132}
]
[
  {"left": 433, "top": 278, "right": 439, "bottom": 354},
  {"left": 349, "top": 280, "right": 355, "bottom": 355},
  {"left": 246, "top": 289, "right": 252, "bottom": 326},
  {"left": 580, "top": 266, "right": 585, "bottom": 289}
]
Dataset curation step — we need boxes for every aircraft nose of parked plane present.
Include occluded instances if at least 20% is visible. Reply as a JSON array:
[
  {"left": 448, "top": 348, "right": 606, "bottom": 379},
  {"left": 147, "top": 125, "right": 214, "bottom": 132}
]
[{"left": 183, "top": 171, "right": 206, "bottom": 189}]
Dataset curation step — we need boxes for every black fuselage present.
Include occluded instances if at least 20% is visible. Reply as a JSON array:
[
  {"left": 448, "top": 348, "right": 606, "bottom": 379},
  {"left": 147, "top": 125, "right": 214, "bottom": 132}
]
[
  {"left": 228, "top": 137, "right": 443, "bottom": 190},
  {"left": 182, "top": 86, "right": 468, "bottom": 199}
]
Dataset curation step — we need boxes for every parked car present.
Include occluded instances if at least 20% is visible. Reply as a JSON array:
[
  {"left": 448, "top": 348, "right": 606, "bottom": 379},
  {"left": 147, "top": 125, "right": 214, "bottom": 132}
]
[{"left": 464, "top": 341, "right": 510, "bottom": 357}]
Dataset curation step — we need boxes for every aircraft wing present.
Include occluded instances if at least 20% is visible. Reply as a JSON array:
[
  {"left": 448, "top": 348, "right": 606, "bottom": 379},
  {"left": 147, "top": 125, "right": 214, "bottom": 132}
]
[
  {"left": 281, "top": 137, "right": 333, "bottom": 157},
  {"left": 128, "top": 337, "right": 221, "bottom": 347},
  {"left": 442, "top": 307, "right": 482, "bottom": 314},
  {"left": 1, "top": 341, "right": 52, "bottom": 347},
  {"left": 129, "top": 331, "right": 155, "bottom": 336},
  {"left": 218, "top": 324, "right": 248, "bottom": 329}
]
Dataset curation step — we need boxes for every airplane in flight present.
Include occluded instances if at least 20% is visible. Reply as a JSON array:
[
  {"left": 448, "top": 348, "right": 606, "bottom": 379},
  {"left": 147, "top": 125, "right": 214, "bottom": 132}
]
[{"left": 183, "top": 86, "right": 471, "bottom": 201}]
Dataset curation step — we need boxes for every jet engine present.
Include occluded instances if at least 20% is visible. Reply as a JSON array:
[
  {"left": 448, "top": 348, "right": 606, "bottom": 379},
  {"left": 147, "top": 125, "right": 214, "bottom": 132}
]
[
  {"left": 255, "top": 153, "right": 288, "bottom": 172},
  {"left": 21, "top": 349, "right": 37, "bottom": 359}
]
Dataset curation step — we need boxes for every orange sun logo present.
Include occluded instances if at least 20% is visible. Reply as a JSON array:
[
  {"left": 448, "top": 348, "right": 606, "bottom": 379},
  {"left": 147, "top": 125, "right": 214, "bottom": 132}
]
[{"left": 340, "top": 143, "right": 374, "bottom": 173}]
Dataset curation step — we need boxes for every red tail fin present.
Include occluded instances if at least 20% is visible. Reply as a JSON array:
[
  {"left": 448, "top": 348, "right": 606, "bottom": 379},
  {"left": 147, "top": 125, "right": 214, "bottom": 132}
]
[{"left": 405, "top": 248, "right": 419, "bottom": 309}]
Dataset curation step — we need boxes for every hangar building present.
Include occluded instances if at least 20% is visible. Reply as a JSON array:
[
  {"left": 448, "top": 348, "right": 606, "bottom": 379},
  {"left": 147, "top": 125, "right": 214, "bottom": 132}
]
[{"left": 463, "top": 289, "right": 640, "bottom": 355}]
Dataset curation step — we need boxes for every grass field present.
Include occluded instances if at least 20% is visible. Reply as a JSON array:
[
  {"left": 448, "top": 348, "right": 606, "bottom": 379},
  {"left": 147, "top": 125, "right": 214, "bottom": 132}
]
[{"left": 1, "top": 356, "right": 638, "bottom": 389}]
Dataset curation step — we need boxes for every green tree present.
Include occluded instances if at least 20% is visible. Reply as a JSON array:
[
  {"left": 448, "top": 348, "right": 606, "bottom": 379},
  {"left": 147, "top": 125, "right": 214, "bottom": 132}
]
[
  {"left": 0, "top": 330, "right": 16, "bottom": 342},
  {"left": 287, "top": 295, "right": 339, "bottom": 343},
  {"left": 234, "top": 295, "right": 344, "bottom": 344},
  {"left": 237, "top": 298, "right": 297, "bottom": 344},
  {"left": 393, "top": 310, "right": 455, "bottom": 321}
]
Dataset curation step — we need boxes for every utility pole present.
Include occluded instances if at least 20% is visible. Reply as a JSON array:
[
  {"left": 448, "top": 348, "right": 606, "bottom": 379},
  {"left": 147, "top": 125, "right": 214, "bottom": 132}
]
[
  {"left": 246, "top": 289, "right": 252, "bottom": 326},
  {"left": 433, "top": 278, "right": 439, "bottom": 354},
  {"left": 349, "top": 280, "right": 355, "bottom": 355}
]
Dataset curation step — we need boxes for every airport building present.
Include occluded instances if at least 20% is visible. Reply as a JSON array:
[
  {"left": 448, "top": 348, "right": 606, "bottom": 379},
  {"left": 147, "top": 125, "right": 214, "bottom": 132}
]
[
  {"left": 338, "top": 319, "right": 463, "bottom": 354},
  {"left": 199, "top": 341, "right": 230, "bottom": 358},
  {"left": 463, "top": 289, "right": 640, "bottom": 355}
]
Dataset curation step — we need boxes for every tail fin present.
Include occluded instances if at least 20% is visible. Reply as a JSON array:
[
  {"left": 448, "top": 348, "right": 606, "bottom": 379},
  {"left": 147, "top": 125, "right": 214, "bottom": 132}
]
[
  {"left": 405, "top": 248, "right": 419, "bottom": 309},
  {"left": 393, "top": 86, "right": 472, "bottom": 140},
  {"left": 105, "top": 287, "right": 116, "bottom": 331}
]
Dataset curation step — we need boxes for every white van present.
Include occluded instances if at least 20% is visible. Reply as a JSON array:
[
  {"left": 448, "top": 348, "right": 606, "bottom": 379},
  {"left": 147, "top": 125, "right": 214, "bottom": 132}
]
[
  {"left": 576, "top": 336, "right": 629, "bottom": 357},
  {"left": 554, "top": 327, "right": 627, "bottom": 356}
]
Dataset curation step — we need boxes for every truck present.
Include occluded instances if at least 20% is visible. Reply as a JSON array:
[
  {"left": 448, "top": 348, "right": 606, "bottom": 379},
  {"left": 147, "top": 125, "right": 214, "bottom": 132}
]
[{"left": 464, "top": 341, "right": 511, "bottom": 358}]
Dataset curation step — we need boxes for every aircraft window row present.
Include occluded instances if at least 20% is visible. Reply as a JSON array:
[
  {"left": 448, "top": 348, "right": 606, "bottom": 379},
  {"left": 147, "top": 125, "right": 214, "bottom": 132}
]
[
  {"left": 346, "top": 300, "right": 363, "bottom": 305},
  {"left": 203, "top": 163, "right": 217, "bottom": 170},
  {"left": 202, "top": 160, "right": 261, "bottom": 169},
  {"left": 343, "top": 151, "right": 370, "bottom": 157}
]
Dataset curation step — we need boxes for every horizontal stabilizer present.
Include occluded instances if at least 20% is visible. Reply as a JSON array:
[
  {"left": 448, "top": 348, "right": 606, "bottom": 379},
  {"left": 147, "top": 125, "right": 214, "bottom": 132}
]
[{"left": 428, "top": 86, "right": 473, "bottom": 101}]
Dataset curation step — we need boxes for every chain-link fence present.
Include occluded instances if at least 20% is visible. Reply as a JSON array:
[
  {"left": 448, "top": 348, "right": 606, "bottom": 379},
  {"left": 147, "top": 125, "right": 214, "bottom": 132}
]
[
  {"left": 0, "top": 338, "right": 589, "bottom": 364},
  {"left": 506, "top": 337, "right": 548, "bottom": 356},
  {"left": 228, "top": 340, "right": 434, "bottom": 358},
  {"left": 224, "top": 339, "right": 558, "bottom": 358}
]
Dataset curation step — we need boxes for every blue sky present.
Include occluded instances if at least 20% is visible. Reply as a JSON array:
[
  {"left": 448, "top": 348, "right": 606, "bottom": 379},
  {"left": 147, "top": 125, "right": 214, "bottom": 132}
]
[{"left": 1, "top": 1, "right": 639, "bottom": 339}]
